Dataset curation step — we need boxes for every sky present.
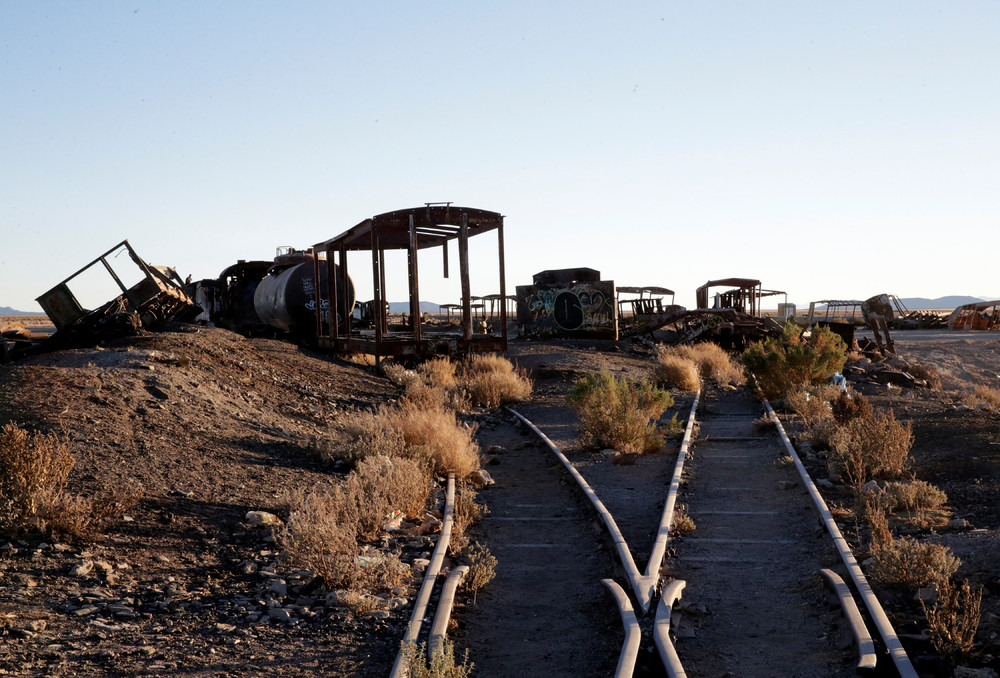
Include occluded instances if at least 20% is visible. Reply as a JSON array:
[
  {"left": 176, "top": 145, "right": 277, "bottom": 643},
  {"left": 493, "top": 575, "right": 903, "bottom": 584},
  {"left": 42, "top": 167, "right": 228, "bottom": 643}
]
[{"left": 3, "top": 1, "right": 1000, "bottom": 313}]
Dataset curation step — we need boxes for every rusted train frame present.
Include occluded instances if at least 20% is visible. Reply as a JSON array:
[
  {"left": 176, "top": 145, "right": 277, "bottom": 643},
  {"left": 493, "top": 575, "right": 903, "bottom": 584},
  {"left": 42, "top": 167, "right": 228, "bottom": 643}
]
[
  {"left": 311, "top": 204, "right": 507, "bottom": 359},
  {"left": 35, "top": 239, "right": 195, "bottom": 331}
]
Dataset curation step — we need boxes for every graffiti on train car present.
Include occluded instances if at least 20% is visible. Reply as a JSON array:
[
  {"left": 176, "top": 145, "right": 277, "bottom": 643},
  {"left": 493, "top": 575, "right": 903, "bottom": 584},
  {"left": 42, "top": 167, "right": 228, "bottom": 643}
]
[{"left": 516, "top": 268, "right": 617, "bottom": 339}]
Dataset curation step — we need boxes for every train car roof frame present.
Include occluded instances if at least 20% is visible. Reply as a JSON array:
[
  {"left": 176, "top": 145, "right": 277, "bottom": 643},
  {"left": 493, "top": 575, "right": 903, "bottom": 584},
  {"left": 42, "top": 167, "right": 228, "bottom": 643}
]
[{"left": 312, "top": 203, "right": 508, "bottom": 359}]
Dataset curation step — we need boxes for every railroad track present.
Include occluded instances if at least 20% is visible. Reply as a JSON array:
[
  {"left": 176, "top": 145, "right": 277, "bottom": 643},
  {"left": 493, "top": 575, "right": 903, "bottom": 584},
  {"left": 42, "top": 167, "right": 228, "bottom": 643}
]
[{"left": 405, "top": 384, "right": 918, "bottom": 677}]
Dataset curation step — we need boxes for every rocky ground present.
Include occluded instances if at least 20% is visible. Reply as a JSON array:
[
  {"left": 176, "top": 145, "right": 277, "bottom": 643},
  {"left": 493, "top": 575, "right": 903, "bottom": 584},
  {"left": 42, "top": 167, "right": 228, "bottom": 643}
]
[{"left": 0, "top": 324, "right": 998, "bottom": 676}]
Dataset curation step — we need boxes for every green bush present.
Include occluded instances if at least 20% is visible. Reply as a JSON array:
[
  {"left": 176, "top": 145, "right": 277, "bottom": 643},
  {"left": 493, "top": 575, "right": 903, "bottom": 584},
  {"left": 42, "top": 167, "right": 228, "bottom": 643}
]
[
  {"left": 741, "top": 321, "right": 847, "bottom": 400},
  {"left": 567, "top": 369, "right": 674, "bottom": 453}
]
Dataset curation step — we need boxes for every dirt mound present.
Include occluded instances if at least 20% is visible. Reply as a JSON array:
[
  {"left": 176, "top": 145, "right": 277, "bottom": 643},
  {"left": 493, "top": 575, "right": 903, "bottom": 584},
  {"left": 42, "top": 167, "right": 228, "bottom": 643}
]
[{"left": 0, "top": 323, "right": 403, "bottom": 676}]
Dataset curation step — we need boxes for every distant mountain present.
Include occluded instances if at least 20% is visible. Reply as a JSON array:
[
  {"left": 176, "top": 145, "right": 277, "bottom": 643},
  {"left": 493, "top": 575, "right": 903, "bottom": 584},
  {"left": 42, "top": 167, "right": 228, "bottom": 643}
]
[
  {"left": 387, "top": 301, "right": 441, "bottom": 314},
  {"left": 898, "top": 296, "right": 989, "bottom": 310},
  {"left": 0, "top": 306, "right": 44, "bottom": 316}
]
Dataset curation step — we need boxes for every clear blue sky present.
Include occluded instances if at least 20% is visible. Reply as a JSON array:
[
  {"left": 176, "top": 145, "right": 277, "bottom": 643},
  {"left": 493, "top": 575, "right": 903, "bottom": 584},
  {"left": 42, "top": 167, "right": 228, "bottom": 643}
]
[{"left": 3, "top": 1, "right": 999, "bottom": 313}]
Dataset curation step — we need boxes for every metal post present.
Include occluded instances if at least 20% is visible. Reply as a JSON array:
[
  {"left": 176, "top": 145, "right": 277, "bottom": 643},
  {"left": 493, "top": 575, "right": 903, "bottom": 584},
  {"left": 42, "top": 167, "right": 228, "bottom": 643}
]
[
  {"left": 498, "top": 217, "right": 507, "bottom": 343},
  {"left": 459, "top": 213, "right": 472, "bottom": 341},
  {"left": 313, "top": 250, "right": 324, "bottom": 339},
  {"left": 408, "top": 214, "right": 421, "bottom": 342},
  {"left": 328, "top": 250, "right": 339, "bottom": 341},
  {"left": 371, "top": 224, "right": 383, "bottom": 356}
]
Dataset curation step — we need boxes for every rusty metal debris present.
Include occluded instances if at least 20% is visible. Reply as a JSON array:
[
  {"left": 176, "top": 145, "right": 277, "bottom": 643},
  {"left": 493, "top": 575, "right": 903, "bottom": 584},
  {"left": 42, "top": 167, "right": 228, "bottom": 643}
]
[
  {"left": 946, "top": 300, "right": 1000, "bottom": 331},
  {"left": 34, "top": 240, "right": 199, "bottom": 349}
]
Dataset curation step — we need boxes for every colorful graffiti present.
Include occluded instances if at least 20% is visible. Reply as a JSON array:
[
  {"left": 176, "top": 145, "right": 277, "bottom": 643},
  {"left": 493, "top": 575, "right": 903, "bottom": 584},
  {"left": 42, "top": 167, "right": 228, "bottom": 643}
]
[{"left": 516, "top": 281, "right": 617, "bottom": 339}]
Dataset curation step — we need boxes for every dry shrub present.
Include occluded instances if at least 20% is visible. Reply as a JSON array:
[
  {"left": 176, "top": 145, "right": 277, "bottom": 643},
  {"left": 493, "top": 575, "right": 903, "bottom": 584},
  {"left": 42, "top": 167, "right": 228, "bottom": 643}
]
[
  {"left": 786, "top": 387, "right": 838, "bottom": 427},
  {"left": 831, "top": 410, "right": 913, "bottom": 486},
  {"left": 673, "top": 342, "right": 744, "bottom": 385},
  {"left": 965, "top": 385, "right": 1000, "bottom": 409},
  {"left": 277, "top": 486, "right": 409, "bottom": 592},
  {"left": 0, "top": 423, "right": 137, "bottom": 538},
  {"left": 671, "top": 504, "right": 696, "bottom": 534},
  {"left": 741, "top": 321, "right": 847, "bottom": 400},
  {"left": 831, "top": 391, "right": 873, "bottom": 425},
  {"left": 401, "top": 640, "right": 474, "bottom": 678},
  {"left": 567, "top": 369, "right": 674, "bottom": 453},
  {"left": 867, "top": 536, "right": 960, "bottom": 588},
  {"left": 653, "top": 354, "right": 701, "bottom": 392},
  {"left": 861, "top": 496, "right": 894, "bottom": 549},
  {"left": 333, "top": 409, "right": 406, "bottom": 465},
  {"left": 906, "top": 362, "right": 942, "bottom": 389},
  {"left": 457, "top": 354, "right": 532, "bottom": 408},
  {"left": 384, "top": 401, "right": 481, "bottom": 478},
  {"left": 341, "top": 455, "right": 432, "bottom": 539},
  {"left": 277, "top": 487, "right": 361, "bottom": 589},
  {"left": 884, "top": 480, "right": 948, "bottom": 516},
  {"left": 382, "top": 362, "right": 421, "bottom": 389},
  {"left": 461, "top": 541, "right": 497, "bottom": 604},
  {"left": 921, "top": 579, "right": 982, "bottom": 659},
  {"left": 450, "top": 483, "right": 487, "bottom": 556},
  {"left": 418, "top": 357, "right": 458, "bottom": 389}
]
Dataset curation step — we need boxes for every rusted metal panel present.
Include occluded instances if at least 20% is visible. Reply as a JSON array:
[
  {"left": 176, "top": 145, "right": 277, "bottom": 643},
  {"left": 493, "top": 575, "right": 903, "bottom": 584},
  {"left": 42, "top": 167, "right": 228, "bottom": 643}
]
[{"left": 947, "top": 300, "right": 1000, "bottom": 331}]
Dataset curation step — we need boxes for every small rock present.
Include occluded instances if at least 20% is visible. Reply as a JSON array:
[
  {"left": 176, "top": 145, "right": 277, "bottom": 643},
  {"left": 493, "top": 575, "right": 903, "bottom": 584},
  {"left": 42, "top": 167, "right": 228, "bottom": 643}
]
[
  {"left": 947, "top": 518, "right": 971, "bottom": 530},
  {"left": 72, "top": 605, "right": 100, "bottom": 616},
  {"left": 245, "top": 511, "right": 282, "bottom": 527},
  {"left": 268, "top": 580, "right": 288, "bottom": 597},
  {"left": 411, "top": 558, "right": 431, "bottom": 570},
  {"left": 25, "top": 620, "right": 47, "bottom": 632},
  {"left": 816, "top": 478, "right": 836, "bottom": 489},
  {"left": 777, "top": 480, "right": 797, "bottom": 490},
  {"left": 468, "top": 469, "right": 495, "bottom": 488},
  {"left": 11, "top": 573, "right": 38, "bottom": 587},
  {"left": 69, "top": 560, "right": 94, "bottom": 577},
  {"left": 366, "top": 610, "right": 391, "bottom": 620},
  {"left": 215, "top": 623, "right": 237, "bottom": 633},
  {"left": 267, "top": 607, "right": 292, "bottom": 622},
  {"left": 153, "top": 555, "right": 171, "bottom": 563}
]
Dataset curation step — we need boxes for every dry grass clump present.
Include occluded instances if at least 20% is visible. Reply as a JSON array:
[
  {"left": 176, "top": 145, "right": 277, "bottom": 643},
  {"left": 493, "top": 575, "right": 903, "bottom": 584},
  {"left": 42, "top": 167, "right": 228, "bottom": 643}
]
[
  {"left": 831, "top": 391, "right": 874, "bottom": 424},
  {"left": 653, "top": 354, "right": 701, "bottom": 392},
  {"left": 342, "top": 455, "right": 432, "bottom": 539},
  {"left": 401, "top": 640, "right": 474, "bottom": 678},
  {"left": 567, "top": 369, "right": 674, "bottom": 454},
  {"left": 277, "top": 485, "right": 409, "bottom": 592},
  {"left": 0, "top": 423, "right": 138, "bottom": 539},
  {"left": 331, "top": 409, "right": 407, "bottom": 465},
  {"left": 671, "top": 504, "right": 696, "bottom": 534},
  {"left": 884, "top": 480, "right": 948, "bottom": 515},
  {"left": 461, "top": 541, "right": 497, "bottom": 604},
  {"left": 965, "top": 384, "right": 1000, "bottom": 409},
  {"left": 330, "top": 401, "right": 480, "bottom": 479},
  {"left": 786, "top": 387, "right": 839, "bottom": 427},
  {"left": 672, "top": 342, "right": 744, "bottom": 385},
  {"left": 906, "top": 361, "right": 942, "bottom": 389},
  {"left": 867, "top": 535, "right": 961, "bottom": 588},
  {"left": 450, "top": 483, "right": 487, "bottom": 556},
  {"left": 277, "top": 487, "right": 361, "bottom": 589},
  {"left": 385, "top": 355, "right": 531, "bottom": 410},
  {"left": 831, "top": 410, "right": 913, "bottom": 485},
  {"left": 383, "top": 401, "right": 481, "bottom": 478},
  {"left": 457, "top": 354, "right": 532, "bottom": 408},
  {"left": 921, "top": 578, "right": 982, "bottom": 660}
]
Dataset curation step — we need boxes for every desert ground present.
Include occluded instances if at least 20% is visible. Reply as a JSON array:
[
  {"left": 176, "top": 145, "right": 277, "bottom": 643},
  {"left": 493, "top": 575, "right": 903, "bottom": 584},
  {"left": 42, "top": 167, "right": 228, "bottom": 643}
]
[{"left": 0, "top": 322, "right": 998, "bottom": 676}]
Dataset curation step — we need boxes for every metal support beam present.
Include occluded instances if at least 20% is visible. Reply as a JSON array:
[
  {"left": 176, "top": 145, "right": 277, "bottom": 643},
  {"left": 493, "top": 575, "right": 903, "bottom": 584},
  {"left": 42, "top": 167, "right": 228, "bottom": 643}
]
[{"left": 459, "top": 214, "right": 471, "bottom": 341}]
